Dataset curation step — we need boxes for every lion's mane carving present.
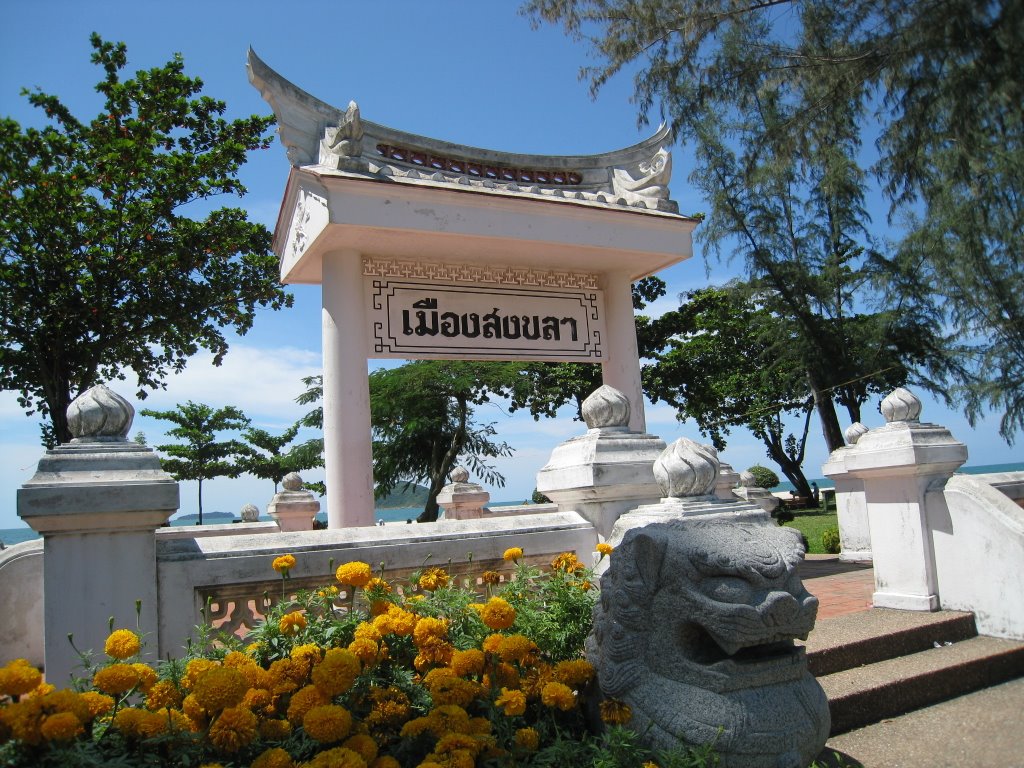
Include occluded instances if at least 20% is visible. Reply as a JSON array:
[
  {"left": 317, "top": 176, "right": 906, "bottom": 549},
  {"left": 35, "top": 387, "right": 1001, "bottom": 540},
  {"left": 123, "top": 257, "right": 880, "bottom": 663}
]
[{"left": 588, "top": 520, "right": 830, "bottom": 768}]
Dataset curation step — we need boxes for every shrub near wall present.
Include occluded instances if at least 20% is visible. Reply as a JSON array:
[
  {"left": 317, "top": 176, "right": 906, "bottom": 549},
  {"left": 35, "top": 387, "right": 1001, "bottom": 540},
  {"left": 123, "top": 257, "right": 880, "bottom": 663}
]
[{"left": 0, "top": 548, "right": 717, "bottom": 768}]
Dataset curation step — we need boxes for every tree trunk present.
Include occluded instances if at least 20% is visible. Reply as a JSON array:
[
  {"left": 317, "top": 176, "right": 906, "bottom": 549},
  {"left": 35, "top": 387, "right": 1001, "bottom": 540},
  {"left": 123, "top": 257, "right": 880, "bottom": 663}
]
[
  {"left": 198, "top": 478, "right": 204, "bottom": 526},
  {"left": 807, "top": 372, "right": 845, "bottom": 453}
]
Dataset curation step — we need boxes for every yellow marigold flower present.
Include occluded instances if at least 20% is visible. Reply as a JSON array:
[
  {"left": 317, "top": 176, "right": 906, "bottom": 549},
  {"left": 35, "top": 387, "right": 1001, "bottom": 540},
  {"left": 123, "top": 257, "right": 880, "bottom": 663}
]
[
  {"left": 279, "top": 610, "right": 307, "bottom": 635},
  {"left": 497, "top": 634, "right": 537, "bottom": 664},
  {"left": 144, "top": 684, "right": 182, "bottom": 712},
  {"left": 79, "top": 691, "right": 115, "bottom": 720},
  {"left": 273, "top": 554, "right": 297, "bottom": 574},
  {"left": 259, "top": 717, "right": 293, "bottom": 741},
  {"left": 208, "top": 705, "right": 258, "bottom": 753},
  {"left": 514, "top": 727, "right": 539, "bottom": 752},
  {"left": 483, "top": 662, "right": 520, "bottom": 690},
  {"left": 370, "top": 757, "right": 401, "bottom": 768},
  {"left": 400, "top": 715, "right": 433, "bottom": 738},
  {"left": 242, "top": 686, "right": 274, "bottom": 713},
  {"left": 113, "top": 707, "right": 165, "bottom": 739},
  {"left": 104, "top": 629, "right": 141, "bottom": 660},
  {"left": 0, "top": 658, "right": 43, "bottom": 696},
  {"left": 40, "top": 711, "right": 83, "bottom": 742},
  {"left": 540, "top": 681, "right": 576, "bottom": 711},
  {"left": 306, "top": 746, "right": 367, "bottom": 768},
  {"left": 183, "top": 658, "right": 221, "bottom": 690},
  {"left": 481, "top": 570, "right": 501, "bottom": 585},
  {"left": 482, "top": 634, "right": 504, "bottom": 654},
  {"left": 428, "top": 704, "right": 471, "bottom": 735},
  {"left": 599, "top": 698, "right": 633, "bottom": 725},
  {"left": 596, "top": 542, "right": 614, "bottom": 556},
  {"left": 502, "top": 547, "right": 523, "bottom": 562},
  {"left": 251, "top": 746, "right": 295, "bottom": 768},
  {"left": 494, "top": 687, "right": 527, "bottom": 717},
  {"left": 312, "top": 647, "right": 361, "bottom": 697},
  {"left": 268, "top": 658, "right": 305, "bottom": 696},
  {"left": 93, "top": 663, "right": 142, "bottom": 695},
  {"left": 479, "top": 597, "right": 516, "bottom": 631},
  {"left": 449, "top": 648, "right": 485, "bottom": 677},
  {"left": 642, "top": 762, "right": 660, "bottom": 768},
  {"left": 303, "top": 704, "right": 353, "bottom": 743},
  {"left": 344, "top": 733, "right": 379, "bottom": 762},
  {"left": 182, "top": 693, "right": 208, "bottom": 726},
  {"left": 0, "top": 698, "right": 43, "bottom": 746},
  {"left": 413, "top": 617, "right": 449, "bottom": 647},
  {"left": 40, "top": 689, "right": 90, "bottom": 724},
  {"left": 366, "top": 577, "right": 392, "bottom": 594},
  {"left": 379, "top": 604, "right": 418, "bottom": 636},
  {"left": 418, "top": 566, "right": 450, "bottom": 592},
  {"left": 291, "top": 643, "right": 324, "bottom": 665},
  {"left": 435, "top": 732, "right": 480, "bottom": 755},
  {"left": 223, "top": 650, "right": 258, "bottom": 669},
  {"left": 335, "top": 561, "right": 373, "bottom": 587},
  {"left": 554, "top": 658, "right": 595, "bottom": 688},
  {"left": 349, "top": 637, "right": 382, "bottom": 665},
  {"left": 354, "top": 622, "right": 383, "bottom": 644},
  {"left": 425, "top": 669, "right": 479, "bottom": 708},
  {"left": 367, "top": 686, "right": 410, "bottom": 728},
  {"left": 426, "top": 749, "right": 474, "bottom": 768},
  {"left": 550, "top": 552, "right": 584, "bottom": 573},
  {"left": 193, "top": 666, "right": 248, "bottom": 712},
  {"left": 287, "top": 684, "right": 329, "bottom": 726},
  {"left": 130, "top": 663, "right": 158, "bottom": 693}
]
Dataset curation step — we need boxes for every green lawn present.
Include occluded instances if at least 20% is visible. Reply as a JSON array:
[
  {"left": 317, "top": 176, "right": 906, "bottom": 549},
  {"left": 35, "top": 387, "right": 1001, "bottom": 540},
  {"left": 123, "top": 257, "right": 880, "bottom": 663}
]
[{"left": 783, "top": 508, "right": 840, "bottom": 554}]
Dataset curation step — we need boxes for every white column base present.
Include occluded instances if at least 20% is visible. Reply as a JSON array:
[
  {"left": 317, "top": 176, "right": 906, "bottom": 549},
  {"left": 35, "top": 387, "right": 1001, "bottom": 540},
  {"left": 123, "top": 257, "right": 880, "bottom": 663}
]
[{"left": 873, "top": 590, "right": 939, "bottom": 611}]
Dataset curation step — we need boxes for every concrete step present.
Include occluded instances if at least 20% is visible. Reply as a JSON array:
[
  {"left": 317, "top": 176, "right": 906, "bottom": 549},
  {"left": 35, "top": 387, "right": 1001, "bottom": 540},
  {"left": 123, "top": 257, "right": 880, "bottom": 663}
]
[
  {"left": 803, "top": 608, "right": 978, "bottom": 677},
  {"left": 816, "top": 634, "right": 1024, "bottom": 735}
]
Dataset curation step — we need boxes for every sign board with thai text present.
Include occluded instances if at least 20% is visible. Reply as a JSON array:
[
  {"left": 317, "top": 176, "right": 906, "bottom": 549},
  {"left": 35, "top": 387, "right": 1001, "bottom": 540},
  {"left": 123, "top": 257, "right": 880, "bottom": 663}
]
[{"left": 367, "top": 278, "right": 605, "bottom": 361}]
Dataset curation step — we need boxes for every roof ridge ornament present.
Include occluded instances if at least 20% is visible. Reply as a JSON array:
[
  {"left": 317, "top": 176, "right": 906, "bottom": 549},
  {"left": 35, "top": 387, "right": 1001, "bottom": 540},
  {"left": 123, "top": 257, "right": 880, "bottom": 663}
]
[{"left": 319, "top": 100, "right": 366, "bottom": 171}]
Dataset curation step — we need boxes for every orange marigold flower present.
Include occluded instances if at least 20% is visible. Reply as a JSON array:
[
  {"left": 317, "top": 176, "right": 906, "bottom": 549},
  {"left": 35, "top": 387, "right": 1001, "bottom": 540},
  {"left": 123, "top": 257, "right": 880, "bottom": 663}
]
[
  {"left": 424, "top": 669, "right": 479, "bottom": 708},
  {"left": 481, "top": 634, "right": 504, "bottom": 654},
  {"left": 104, "top": 629, "right": 141, "bottom": 660},
  {"left": 93, "top": 663, "right": 142, "bottom": 695},
  {"left": 540, "top": 681, "right": 576, "bottom": 711},
  {"left": 287, "top": 684, "right": 330, "bottom": 726},
  {"left": 290, "top": 643, "right": 324, "bottom": 666},
  {"left": 550, "top": 552, "right": 584, "bottom": 573},
  {"left": 494, "top": 687, "right": 527, "bottom": 717},
  {"left": 479, "top": 597, "right": 516, "bottom": 631},
  {"left": 259, "top": 717, "right": 293, "bottom": 741},
  {"left": 412, "top": 617, "right": 449, "bottom": 647},
  {"left": 370, "top": 757, "right": 401, "bottom": 768},
  {"left": 514, "top": 727, "right": 539, "bottom": 752},
  {"left": 484, "top": 662, "right": 520, "bottom": 691},
  {"left": 497, "top": 634, "right": 537, "bottom": 664},
  {"left": 502, "top": 547, "right": 523, "bottom": 562},
  {"left": 343, "top": 733, "right": 379, "bottom": 762},
  {"left": 335, "top": 561, "right": 373, "bottom": 587},
  {"left": 208, "top": 705, "right": 258, "bottom": 753},
  {"left": 481, "top": 570, "right": 501, "bottom": 585},
  {"left": 366, "top": 577, "right": 392, "bottom": 594},
  {"left": 251, "top": 746, "right": 295, "bottom": 768},
  {"left": 428, "top": 703, "right": 471, "bottom": 735},
  {"left": 418, "top": 566, "right": 450, "bottom": 592},
  {"left": 273, "top": 554, "right": 297, "bottom": 574},
  {"left": 305, "top": 746, "right": 367, "bottom": 768},
  {"left": 348, "top": 637, "right": 381, "bottom": 665},
  {"left": 279, "top": 611, "right": 307, "bottom": 635},
  {"left": 599, "top": 698, "right": 633, "bottom": 725},
  {"left": 183, "top": 658, "right": 221, "bottom": 690},
  {"left": 449, "top": 648, "right": 485, "bottom": 677},
  {"left": 182, "top": 693, "right": 208, "bottom": 726},
  {"left": 312, "top": 648, "right": 361, "bottom": 697},
  {"left": 146, "top": 679, "right": 183, "bottom": 711},
  {"left": 596, "top": 542, "right": 614, "bottom": 557},
  {"left": 130, "top": 663, "right": 158, "bottom": 693},
  {"left": 0, "top": 658, "right": 43, "bottom": 696},
  {"left": 113, "top": 707, "right": 165, "bottom": 739},
  {"left": 40, "top": 711, "right": 83, "bottom": 742},
  {"left": 435, "top": 732, "right": 480, "bottom": 755},
  {"left": 79, "top": 691, "right": 115, "bottom": 720},
  {"left": 193, "top": 666, "right": 248, "bottom": 712},
  {"left": 554, "top": 658, "right": 595, "bottom": 688},
  {"left": 374, "top": 604, "right": 417, "bottom": 636},
  {"left": 303, "top": 704, "right": 353, "bottom": 743}
]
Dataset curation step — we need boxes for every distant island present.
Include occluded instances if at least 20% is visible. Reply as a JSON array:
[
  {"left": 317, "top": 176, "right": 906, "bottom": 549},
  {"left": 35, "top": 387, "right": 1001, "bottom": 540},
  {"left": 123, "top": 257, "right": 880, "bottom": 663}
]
[
  {"left": 173, "top": 511, "right": 236, "bottom": 523},
  {"left": 375, "top": 483, "right": 429, "bottom": 509}
]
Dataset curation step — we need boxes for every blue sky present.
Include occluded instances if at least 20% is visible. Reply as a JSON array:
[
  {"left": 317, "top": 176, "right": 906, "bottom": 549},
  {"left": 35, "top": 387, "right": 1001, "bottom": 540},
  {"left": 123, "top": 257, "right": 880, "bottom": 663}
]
[{"left": 0, "top": 2, "right": 1013, "bottom": 528}]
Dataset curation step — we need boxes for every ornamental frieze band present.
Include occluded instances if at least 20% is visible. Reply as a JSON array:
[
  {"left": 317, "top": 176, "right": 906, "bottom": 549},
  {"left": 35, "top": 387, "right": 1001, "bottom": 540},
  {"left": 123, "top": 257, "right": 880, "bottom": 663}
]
[{"left": 362, "top": 257, "right": 599, "bottom": 291}]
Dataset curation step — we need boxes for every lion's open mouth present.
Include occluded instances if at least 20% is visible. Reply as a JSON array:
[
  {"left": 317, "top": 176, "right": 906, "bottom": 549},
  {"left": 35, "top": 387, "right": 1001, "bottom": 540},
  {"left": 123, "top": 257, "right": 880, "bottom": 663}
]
[{"left": 679, "top": 622, "right": 800, "bottom": 668}]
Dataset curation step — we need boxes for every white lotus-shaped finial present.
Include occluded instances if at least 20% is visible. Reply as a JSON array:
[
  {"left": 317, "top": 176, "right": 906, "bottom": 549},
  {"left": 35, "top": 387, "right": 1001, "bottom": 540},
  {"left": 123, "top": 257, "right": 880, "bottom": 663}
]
[
  {"left": 654, "top": 438, "right": 720, "bottom": 498},
  {"left": 282, "top": 472, "right": 304, "bottom": 491},
  {"left": 881, "top": 387, "right": 922, "bottom": 423},
  {"left": 844, "top": 422, "right": 869, "bottom": 445},
  {"left": 582, "top": 385, "right": 631, "bottom": 429},
  {"left": 66, "top": 384, "right": 134, "bottom": 441}
]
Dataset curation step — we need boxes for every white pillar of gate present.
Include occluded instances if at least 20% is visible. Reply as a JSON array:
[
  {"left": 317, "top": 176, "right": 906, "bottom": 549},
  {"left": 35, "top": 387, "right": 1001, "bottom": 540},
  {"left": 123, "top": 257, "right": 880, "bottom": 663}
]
[
  {"left": 322, "top": 248, "right": 375, "bottom": 528},
  {"left": 602, "top": 271, "right": 646, "bottom": 434}
]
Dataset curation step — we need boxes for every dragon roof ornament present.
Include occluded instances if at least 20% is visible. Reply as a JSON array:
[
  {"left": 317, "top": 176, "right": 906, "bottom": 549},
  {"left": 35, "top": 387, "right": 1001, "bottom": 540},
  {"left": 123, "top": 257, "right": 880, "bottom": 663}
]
[{"left": 247, "top": 49, "right": 680, "bottom": 214}]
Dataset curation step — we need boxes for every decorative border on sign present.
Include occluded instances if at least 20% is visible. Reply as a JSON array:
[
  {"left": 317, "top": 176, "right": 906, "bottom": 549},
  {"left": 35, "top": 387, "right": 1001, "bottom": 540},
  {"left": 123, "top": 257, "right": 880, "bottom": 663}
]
[{"left": 363, "top": 257, "right": 599, "bottom": 291}]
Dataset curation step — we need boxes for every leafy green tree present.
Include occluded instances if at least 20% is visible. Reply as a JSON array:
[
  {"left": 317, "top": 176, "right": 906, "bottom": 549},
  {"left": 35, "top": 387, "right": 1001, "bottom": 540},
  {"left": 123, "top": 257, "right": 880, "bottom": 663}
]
[
  {"left": 237, "top": 423, "right": 321, "bottom": 494},
  {"left": 643, "top": 286, "right": 817, "bottom": 496},
  {"left": 746, "top": 465, "right": 780, "bottom": 491},
  {"left": 141, "top": 402, "right": 249, "bottom": 524},
  {"left": 295, "top": 363, "right": 521, "bottom": 522},
  {"left": 0, "top": 34, "right": 291, "bottom": 445},
  {"left": 524, "top": 0, "right": 1021, "bottom": 439}
]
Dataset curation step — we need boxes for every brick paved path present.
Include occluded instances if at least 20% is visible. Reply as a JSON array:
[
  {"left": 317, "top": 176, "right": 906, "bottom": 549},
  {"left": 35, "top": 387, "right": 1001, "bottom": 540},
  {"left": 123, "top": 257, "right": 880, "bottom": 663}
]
[{"left": 799, "top": 555, "right": 874, "bottom": 620}]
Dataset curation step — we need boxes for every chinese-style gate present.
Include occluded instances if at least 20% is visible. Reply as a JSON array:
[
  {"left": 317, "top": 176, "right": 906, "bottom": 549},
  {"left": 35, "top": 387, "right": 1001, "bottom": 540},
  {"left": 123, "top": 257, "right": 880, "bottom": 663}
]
[{"left": 249, "top": 51, "right": 699, "bottom": 527}]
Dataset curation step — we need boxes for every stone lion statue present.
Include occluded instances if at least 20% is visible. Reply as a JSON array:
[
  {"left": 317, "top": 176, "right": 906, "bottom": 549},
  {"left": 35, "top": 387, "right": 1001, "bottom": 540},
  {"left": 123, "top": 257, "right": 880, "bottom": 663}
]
[{"left": 588, "top": 519, "right": 830, "bottom": 768}]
